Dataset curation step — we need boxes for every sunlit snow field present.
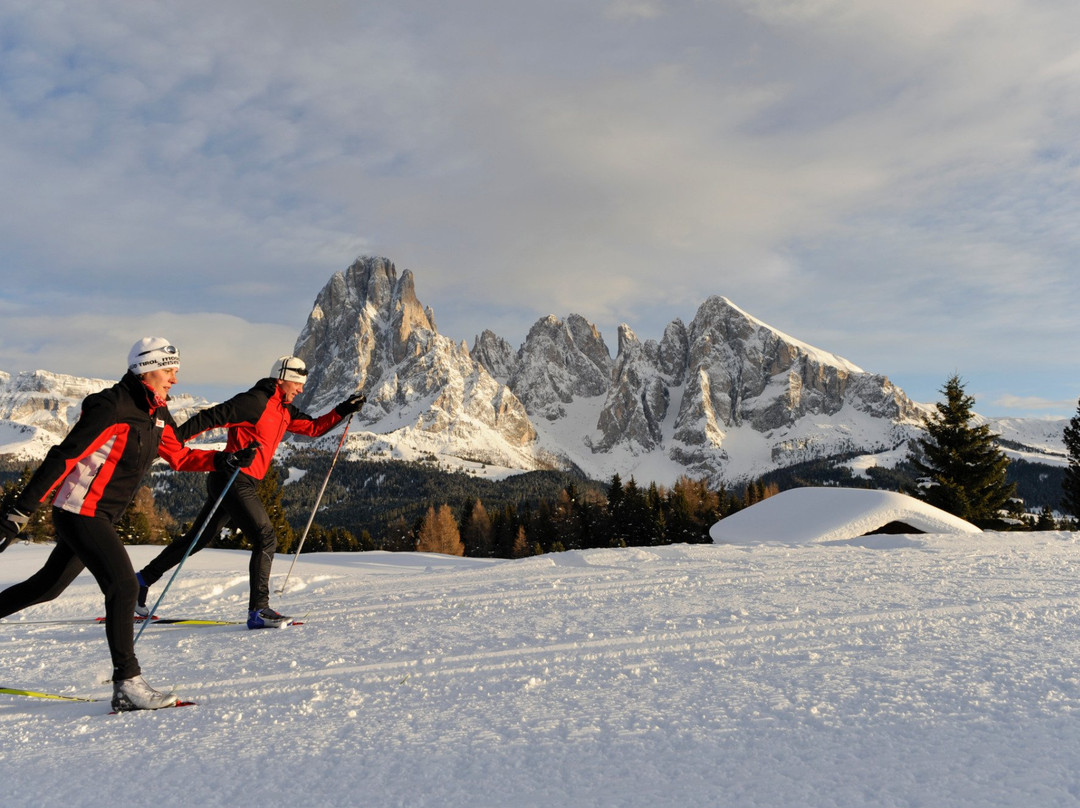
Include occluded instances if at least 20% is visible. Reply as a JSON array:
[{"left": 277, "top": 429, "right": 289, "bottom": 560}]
[{"left": 1, "top": 528, "right": 1079, "bottom": 807}]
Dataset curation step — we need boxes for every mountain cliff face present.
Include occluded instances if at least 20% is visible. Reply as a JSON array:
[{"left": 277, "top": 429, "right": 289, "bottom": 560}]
[
  {"left": 499, "top": 314, "right": 613, "bottom": 421},
  {"left": 1, "top": 256, "right": 1055, "bottom": 484},
  {"left": 292, "top": 257, "right": 540, "bottom": 470}
]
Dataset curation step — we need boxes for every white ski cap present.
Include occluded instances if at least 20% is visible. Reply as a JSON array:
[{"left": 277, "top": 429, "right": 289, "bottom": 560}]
[
  {"left": 128, "top": 337, "right": 180, "bottom": 373},
  {"left": 271, "top": 355, "right": 308, "bottom": 383}
]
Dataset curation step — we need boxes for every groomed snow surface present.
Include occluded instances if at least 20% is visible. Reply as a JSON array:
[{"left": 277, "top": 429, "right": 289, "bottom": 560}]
[{"left": 3, "top": 528, "right": 1080, "bottom": 807}]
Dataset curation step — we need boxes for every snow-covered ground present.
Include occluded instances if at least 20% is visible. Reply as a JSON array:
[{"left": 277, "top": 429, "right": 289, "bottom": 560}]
[{"left": 3, "top": 531, "right": 1080, "bottom": 807}]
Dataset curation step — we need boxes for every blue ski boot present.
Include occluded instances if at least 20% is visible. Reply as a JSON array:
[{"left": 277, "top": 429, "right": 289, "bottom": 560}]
[{"left": 247, "top": 607, "right": 290, "bottom": 629}]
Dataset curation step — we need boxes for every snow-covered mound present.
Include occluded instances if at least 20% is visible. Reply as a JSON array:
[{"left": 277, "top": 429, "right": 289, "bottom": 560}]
[{"left": 709, "top": 487, "right": 981, "bottom": 546}]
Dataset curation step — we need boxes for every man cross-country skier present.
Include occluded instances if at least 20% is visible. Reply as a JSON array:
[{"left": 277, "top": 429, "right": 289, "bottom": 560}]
[
  {"left": 135, "top": 355, "right": 365, "bottom": 629},
  {"left": 0, "top": 337, "right": 254, "bottom": 711}
]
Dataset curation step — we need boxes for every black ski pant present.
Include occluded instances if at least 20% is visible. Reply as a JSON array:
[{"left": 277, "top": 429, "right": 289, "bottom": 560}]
[
  {"left": 139, "top": 470, "right": 278, "bottom": 612},
  {"left": 0, "top": 509, "right": 142, "bottom": 681}
]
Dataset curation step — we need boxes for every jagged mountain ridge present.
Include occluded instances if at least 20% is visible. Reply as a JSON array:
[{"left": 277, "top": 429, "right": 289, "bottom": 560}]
[
  {"left": 0, "top": 257, "right": 1065, "bottom": 484},
  {"left": 290, "top": 256, "right": 929, "bottom": 483}
]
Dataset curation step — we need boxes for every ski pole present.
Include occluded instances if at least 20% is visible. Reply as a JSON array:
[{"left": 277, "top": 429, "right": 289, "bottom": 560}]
[
  {"left": 135, "top": 445, "right": 256, "bottom": 644},
  {"left": 275, "top": 412, "right": 354, "bottom": 594}
]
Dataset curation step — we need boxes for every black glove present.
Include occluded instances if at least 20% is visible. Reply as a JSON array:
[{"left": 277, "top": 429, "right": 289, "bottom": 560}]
[
  {"left": 0, "top": 507, "right": 30, "bottom": 553},
  {"left": 214, "top": 444, "right": 259, "bottom": 472},
  {"left": 335, "top": 393, "right": 366, "bottom": 416}
]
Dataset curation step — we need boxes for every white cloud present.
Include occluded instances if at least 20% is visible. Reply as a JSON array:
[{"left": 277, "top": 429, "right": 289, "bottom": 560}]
[
  {"left": 0, "top": 309, "right": 297, "bottom": 393},
  {"left": 1, "top": 0, "right": 1079, "bottom": 416},
  {"left": 604, "top": 0, "right": 665, "bottom": 21},
  {"left": 992, "top": 394, "right": 1077, "bottom": 413}
]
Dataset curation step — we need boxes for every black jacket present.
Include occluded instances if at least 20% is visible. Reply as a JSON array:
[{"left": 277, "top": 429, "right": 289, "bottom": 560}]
[{"left": 16, "top": 372, "right": 216, "bottom": 522}]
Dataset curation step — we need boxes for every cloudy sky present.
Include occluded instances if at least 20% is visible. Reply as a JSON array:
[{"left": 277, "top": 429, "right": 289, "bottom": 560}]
[{"left": 2, "top": 0, "right": 1079, "bottom": 417}]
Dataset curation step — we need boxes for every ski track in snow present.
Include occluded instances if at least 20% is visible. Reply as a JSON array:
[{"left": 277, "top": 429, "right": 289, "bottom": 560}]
[{"left": 1, "top": 537, "right": 1080, "bottom": 807}]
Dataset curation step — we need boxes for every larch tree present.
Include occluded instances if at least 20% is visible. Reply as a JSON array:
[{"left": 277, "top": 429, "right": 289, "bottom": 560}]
[
  {"left": 461, "top": 499, "right": 493, "bottom": 557},
  {"left": 416, "top": 504, "right": 464, "bottom": 556}
]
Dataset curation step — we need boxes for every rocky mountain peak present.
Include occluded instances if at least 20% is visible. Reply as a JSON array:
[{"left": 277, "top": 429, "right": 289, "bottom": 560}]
[
  {"left": 289, "top": 261, "right": 931, "bottom": 480},
  {"left": 471, "top": 330, "right": 517, "bottom": 384},
  {"left": 390, "top": 269, "right": 436, "bottom": 362},
  {"left": 291, "top": 256, "right": 539, "bottom": 467},
  {"left": 592, "top": 324, "right": 670, "bottom": 452},
  {"left": 293, "top": 257, "right": 436, "bottom": 411},
  {"left": 505, "top": 313, "right": 614, "bottom": 421}
]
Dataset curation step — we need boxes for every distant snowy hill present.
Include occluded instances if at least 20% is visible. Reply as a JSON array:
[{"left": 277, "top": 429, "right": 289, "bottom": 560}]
[
  {"left": 0, "top": 370, "right": 211, "bottom": 464},
  {"left": 0, "top": 257, "right": 1068, "bottom": 485}
]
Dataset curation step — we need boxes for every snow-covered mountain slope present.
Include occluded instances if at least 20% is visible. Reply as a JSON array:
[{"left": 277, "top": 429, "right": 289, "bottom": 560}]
[
  {"left": 0, "top": 370, "right": 114, "bottom": 460},
  {"left": 983, "top": 415, "right": 1070, "bottom": 465}
]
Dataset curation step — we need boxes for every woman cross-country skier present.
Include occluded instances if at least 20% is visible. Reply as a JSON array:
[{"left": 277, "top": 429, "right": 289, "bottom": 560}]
[
  {"left": 134, "top": 355, "right": 364, "bottom": 629},
  {"left": 0, "top": 338, "right": 255, "bottom": 711}
]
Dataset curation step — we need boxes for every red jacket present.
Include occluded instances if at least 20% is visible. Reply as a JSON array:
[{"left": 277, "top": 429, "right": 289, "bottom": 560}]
[
  {"left": 16, "top": 372, "right": 218, "bottom": 522},
  {"left": 176, "top": 378, "right": 343, "bottom": 480}
]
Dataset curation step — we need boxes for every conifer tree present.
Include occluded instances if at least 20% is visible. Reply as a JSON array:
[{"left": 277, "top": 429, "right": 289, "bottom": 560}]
[
  {"left": 118, "top": 485, "right": 176, "bottom": 545},
  {"left": 326, "top": 525, "right": 360, "bottom": 551},
  {"left": 417, "top": 504, "right": 464, "bottom": 556},
  {"left": 908, "top": 374, "right": 1015, "bottom": 524},
  {"left": 511, "top": 525, "right": 530, "bottom": 558},
  {"left": 531, "top": 501, "right": 559, "bottom": 554},
  {"left": 1035, "top": 507, "right": 1057, "bottom": 531},
  {"left": 461, "top": 498, "right": 493, "bottom": 557},
  {"left": 743, "top": 480, "right": 764, "bottom": 507},
  {"left": 1062, "top": 397, "right": 1080, "bottom": 519},
  {"left": 553, "top": 486, "right": 582, "bottom": 551},
  {"left": 384, "top": 515, "right": 415, "bottom": 552},
  {"left": 605, "top": 473, "right": 628, "bottom": 546},
  {"left": 301, "top": 524, "right": 359, "bottom": 552},
  {"left": 621, "top": 477, "right": 654, "bottom": 546},
  {"left": 491, "top": 503, "right": 521, "bottom": 557},
  {"left": 116, "top": 507, "right": 153, "bottom": 545},
  {"left": 664, "top": 481, "right": 697, "bottom": 544},
  {"left": 668, "top": 476, "right": 722, "bottom": 543}
]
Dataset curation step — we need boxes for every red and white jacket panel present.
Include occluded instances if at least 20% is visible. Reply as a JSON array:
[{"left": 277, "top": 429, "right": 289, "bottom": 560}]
[{"left": 176, "top": 378, "right": 343, "bottom": 480}]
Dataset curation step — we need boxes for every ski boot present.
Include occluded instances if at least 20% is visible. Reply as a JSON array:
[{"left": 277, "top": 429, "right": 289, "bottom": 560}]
[
  {"left": 111, "top": 675, "right": 180, "bottom": 712},
  {"left": 247, "top": 607, "right": 290, "bottom": 630},
  {"left": 134, "top": 572, "right": 150, "bottom": 619}
]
